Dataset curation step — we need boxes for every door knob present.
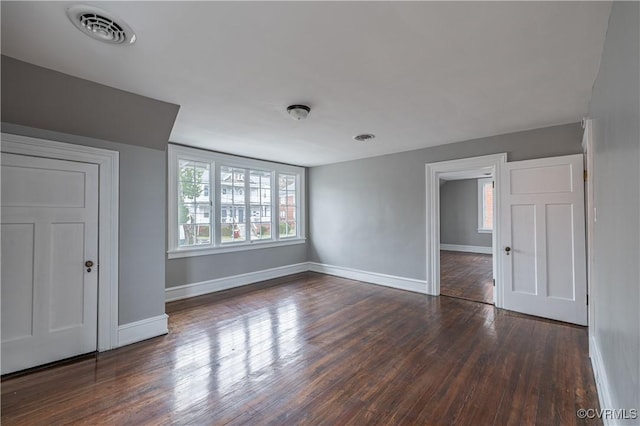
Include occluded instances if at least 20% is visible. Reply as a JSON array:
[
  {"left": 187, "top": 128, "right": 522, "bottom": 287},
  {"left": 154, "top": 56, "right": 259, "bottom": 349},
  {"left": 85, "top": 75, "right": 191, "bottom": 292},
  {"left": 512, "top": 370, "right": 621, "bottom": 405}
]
[
  {"left": 505, "top": 247, "right": 511, "bottom": 256},
  {"left": 85, "top": 260, "right": 94, "bottom": 272}
]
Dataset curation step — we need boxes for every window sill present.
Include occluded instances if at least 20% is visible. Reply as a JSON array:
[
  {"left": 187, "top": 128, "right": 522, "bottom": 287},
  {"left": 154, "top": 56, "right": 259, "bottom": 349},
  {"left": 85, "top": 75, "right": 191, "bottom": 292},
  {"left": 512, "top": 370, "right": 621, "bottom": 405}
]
[
  {"left": 477, "top": 229, "right": 493, "bottom": 234},
  {"left": 167, "top": 238, "right": 306, "bottom": 259}
]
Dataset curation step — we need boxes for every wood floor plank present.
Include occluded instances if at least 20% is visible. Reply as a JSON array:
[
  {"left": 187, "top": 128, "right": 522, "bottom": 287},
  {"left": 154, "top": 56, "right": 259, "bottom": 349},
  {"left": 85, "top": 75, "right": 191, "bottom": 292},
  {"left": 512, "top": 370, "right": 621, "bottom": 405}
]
[
  {"left": 1, "top": 272, "right": 600, "bottom": 425},
  {"left": 440, "top": 250, "right": 494, "bottom": 304}
]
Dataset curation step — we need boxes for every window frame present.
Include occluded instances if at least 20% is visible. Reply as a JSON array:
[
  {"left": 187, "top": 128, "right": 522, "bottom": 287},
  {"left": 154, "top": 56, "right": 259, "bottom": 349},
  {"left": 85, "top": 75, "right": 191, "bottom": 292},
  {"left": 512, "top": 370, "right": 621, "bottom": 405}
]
[
  {"left": 277, "top": 172, "right": 300, "bottom": 240},
  {"left": 477, "top": 177, "right": 494, "bottom": 233},
  {"left": 168, "top": 144, "right": 305, "bottom": 258}
]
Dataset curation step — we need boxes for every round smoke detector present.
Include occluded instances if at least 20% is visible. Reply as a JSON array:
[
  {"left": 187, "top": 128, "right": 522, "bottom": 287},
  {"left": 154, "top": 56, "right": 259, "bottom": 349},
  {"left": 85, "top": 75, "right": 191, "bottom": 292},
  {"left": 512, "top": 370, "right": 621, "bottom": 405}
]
[{"left": 67, "top": 5, "right": 136, "bottom": 45}]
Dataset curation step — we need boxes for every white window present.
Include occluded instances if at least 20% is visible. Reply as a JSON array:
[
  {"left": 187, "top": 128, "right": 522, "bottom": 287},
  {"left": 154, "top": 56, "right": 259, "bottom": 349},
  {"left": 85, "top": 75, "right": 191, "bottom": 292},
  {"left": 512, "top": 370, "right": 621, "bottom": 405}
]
[
  {"left": 278, "top": 173, "right": 297, "bottom": 238},
  {"left": 177, "top": 159, "right": 211, "bottom": 247},
  {"left": 168, "top": 145, "right": 305, "bottom": 258},
  {"left": 478, "top": 178, "right": 494, "bottom": 233}
]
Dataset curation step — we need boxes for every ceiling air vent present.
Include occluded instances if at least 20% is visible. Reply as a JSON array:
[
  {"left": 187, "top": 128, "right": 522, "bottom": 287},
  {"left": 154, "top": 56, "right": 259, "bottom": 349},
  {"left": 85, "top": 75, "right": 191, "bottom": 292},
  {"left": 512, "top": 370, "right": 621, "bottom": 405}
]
[
  {"left": 353, "top": 134, "right": 376, "bottom": 142},
  {"left": 67, "top": 5, "right": 136, "bottom": 45}
]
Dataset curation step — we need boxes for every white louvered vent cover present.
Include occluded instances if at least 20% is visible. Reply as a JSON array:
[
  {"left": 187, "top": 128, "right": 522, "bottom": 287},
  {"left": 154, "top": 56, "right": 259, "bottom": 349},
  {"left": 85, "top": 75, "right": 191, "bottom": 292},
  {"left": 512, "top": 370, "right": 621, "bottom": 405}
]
[{"left": 67, "top": 5, "right": 136, "bottom": 45}]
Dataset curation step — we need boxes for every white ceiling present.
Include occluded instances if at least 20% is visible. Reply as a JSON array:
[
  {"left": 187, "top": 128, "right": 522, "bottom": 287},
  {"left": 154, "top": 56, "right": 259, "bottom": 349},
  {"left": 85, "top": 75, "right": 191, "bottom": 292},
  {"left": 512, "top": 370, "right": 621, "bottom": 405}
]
[{"left": 1, "top": 1, "right": 611, "bottom": 166}]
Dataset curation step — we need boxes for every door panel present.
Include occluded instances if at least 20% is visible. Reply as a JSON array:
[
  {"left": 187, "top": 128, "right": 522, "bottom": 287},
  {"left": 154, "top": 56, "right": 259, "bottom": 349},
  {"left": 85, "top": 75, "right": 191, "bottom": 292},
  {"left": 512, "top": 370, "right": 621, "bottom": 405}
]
[
  {"left": 1, "top": 165, "right": 87, "bottom": 208},
  {"left": 1, "top": 223, "right": 35, "bottom": 342},
  {"left": 501, "top": 154, "right": 587, "bottom": 325},
  {"left": 545, "top": 204, "right": 575, "bottom": 300},
  {"left": 511, "top": 204, "right": 537, "bottom": 295},
  {"left": 50, "top": 223, "right": 86, "bottom": 331},
  {"left": 1, "top": 153, "right": 99, "bottom": 374},
  {"left": 510, "top": 164, "right": 573, "bottom": 194}
]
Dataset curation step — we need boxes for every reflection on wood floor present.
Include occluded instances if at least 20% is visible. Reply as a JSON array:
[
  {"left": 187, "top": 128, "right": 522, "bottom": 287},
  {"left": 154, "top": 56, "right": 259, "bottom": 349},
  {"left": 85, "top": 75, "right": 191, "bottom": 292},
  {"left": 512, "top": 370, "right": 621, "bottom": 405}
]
[
  {"left": 1, "top": 272, "right": 600, "bottom": 425},
  {"left": 441, "top": 250, "right": 494, "bottom": 304}
]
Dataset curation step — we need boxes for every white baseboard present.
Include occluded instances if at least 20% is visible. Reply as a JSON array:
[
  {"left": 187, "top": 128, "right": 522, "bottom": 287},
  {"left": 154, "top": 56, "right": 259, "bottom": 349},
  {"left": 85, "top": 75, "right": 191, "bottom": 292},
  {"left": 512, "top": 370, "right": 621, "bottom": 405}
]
[
  {"left": 440, "top": 244, "right": 492, "bottom": 254},
  {"left": 590, "top": 336, "right": 614, "bottom": 426},
  {"left": 118, "top": 314, "right": 168, "bottom": 347},
  {"left": 165, "top": 262, "right": 425, "bottom": 303},
  {"left": 308, "top": 262, "right": 427, "bottom": 294},
  {"left": 165, "top": 262, "right": 309, "bottom": 302}
]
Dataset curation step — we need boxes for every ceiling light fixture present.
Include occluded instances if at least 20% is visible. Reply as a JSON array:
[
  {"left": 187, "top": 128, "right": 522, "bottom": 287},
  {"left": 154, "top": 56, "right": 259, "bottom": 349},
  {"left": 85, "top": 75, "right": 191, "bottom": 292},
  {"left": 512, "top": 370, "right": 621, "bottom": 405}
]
[
  {"left": 287, "top": 104, "right": 311, "bottom": 121},
  {"left": 353, "top": 133, "right": 376, "bottom": 142},
  {"left": 67, "top": 5, "right": 136, "bottom": 45}
]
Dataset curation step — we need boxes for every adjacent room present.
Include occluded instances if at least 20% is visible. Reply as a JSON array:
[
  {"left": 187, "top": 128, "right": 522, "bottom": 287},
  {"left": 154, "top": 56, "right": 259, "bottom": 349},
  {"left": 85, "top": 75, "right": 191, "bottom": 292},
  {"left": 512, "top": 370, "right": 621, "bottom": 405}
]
[
  {"left": 439, "top": 172, "right": 495, "bottom": 304},
  {"left": 1, "top": 1, "right": 638, "bottom": 425}
]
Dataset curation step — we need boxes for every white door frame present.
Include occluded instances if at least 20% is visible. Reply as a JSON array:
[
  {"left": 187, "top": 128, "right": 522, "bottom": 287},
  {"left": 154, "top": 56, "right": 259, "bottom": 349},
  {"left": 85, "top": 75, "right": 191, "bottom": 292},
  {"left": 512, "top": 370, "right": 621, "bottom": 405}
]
[
  {"left": 1, "top": 132, "right": 119, "bottom": 351},
  {"left": 581, "top": 119, "right": 595, "bottom": 344},
  {"left": 425, "top": 153, "right": 507, "bottom": 306}
]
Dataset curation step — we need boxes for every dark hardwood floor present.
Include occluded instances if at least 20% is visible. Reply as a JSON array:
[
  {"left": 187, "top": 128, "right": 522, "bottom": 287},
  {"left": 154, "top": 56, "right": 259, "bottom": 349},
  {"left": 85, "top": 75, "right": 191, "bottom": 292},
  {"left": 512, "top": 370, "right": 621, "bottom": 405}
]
[
  {"left": 441, "top": 250, "right": 494, "bottom": 304},
  {"left": 2, "top": 272, "right": 600, "bottom": 425}
]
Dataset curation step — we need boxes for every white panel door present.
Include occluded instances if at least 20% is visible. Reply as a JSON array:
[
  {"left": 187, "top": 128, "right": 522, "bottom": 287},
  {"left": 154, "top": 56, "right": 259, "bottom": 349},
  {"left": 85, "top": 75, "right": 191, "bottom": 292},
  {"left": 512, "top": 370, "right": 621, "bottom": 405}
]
[
  {"left": 1, "top": 153, "right": 99, "bottom": 374},
  {"left": 501, "top": 154, "right": 587, "bottom": 325}
]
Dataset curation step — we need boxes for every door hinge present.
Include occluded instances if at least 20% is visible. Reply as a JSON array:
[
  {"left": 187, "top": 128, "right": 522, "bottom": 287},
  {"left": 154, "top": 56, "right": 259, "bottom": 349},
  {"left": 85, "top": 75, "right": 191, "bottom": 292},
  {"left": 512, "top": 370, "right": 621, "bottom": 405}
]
[
  {"left": 493, "top": 278, "right": 496, "bottom": 287},
  {"left": 586, "top": 294, "right": 589, "bottom": 305},
  {"left": 492, "top": 180, "right": 495, "bottom": 188},
  {"left": 584, "top": 170, "right": 588, "bottom": 182}
]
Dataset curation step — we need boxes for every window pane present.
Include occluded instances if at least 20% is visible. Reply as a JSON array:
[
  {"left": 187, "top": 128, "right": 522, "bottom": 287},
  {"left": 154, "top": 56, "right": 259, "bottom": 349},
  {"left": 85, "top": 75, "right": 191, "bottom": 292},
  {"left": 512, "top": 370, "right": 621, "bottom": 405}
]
[
  {"left": 178, "top": 160, "right": 211, "bottom": 247},
  {"left": 220, "top": 222, "right": 246, "bottom": 243},
  {"left": 179, "top": 183, "right": 195, "bottom": 203},
  {"left": 179, "top": 202, "right": 194, "bottom": 225},
  {"left": 279, "top": 221, "right": 296, "bottom": 237},
  {"left": 250, "top": 188, "right": 259, "bottom": 203},
  {"left": 221, "top": 164, "right": 248, "bottom": 243},
  {"left": 285, "top": 175, "right": 296, "bottom": 191},
  {"left": 250, "top": 170, "right": 272, "bottom": 241},
  {"left": 220, "top": 223, "right": 232, "bottom": 242},
  {"left": 196, "top": 225, "right": 211, "bottom": 245},
  {"left": 278, "top": 174, "right": 297, "bottom": 238},
  {"left": 195, "top": 203, "right": 211, "bottom": 224},
  {"left": 221, "top": 166, "right": 246, "bottom": 205},
  {"left": 250, "top": 222, "right": 271, "bottom": 240},
  {"left": 179, "top": 224, "right": 195, "bottom": 247},
  {"left": 482, "top": 182, "right": 493, "bottom": 230},
  {"left": 220, "top": 206, "right": 246, "bottom": 243}
]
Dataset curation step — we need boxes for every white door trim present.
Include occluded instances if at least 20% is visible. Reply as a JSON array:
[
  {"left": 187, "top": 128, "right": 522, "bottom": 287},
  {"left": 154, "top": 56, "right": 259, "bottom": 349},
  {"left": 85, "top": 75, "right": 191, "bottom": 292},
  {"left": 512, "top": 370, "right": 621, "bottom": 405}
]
[
  {"left": 1, "top": 132, "right": 119, "bottom": 351},
  {"left": 425, "top": 153, "right": 507, "bottom": 304},
  {"left": 582, "top": 119, "right": 596, "bottom": 344}
]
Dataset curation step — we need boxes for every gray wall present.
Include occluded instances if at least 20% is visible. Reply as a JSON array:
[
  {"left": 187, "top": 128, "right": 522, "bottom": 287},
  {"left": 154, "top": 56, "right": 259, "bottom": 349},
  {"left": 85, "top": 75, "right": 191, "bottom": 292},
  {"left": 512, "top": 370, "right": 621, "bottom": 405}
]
[
  {"left": 440, "top": 178, "right": 492, "bottom": 247},
  {"left": 166, "top": 244, "right": 307, "bottom": 287},
  {"left": 1, "top": 58, "right": 178, "bottom": 325},
  {"left": 308, "top": 123, "right": 583, "bottom": 279},
  {"left": 1, "top": 56, "right": 179, "bottom": 150},
  {"left": 1, "top": 123, "right": 166, "bottom": 325},
  {"left": 588, "top": 2, "right": 639, "bottom": 417}
]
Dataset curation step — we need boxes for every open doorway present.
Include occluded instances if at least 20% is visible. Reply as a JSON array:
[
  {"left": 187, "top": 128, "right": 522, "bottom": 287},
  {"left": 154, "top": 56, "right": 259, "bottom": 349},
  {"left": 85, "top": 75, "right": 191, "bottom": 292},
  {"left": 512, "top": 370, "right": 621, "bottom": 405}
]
[
  {"left": 425, "top": 153, "right": 506, "bottom": 306},
  {"left": 439, "top": 173, "right": 494, "bottom": 304},
  {"left": 427, "top": 152, "right": 586, "bottom": 323}
]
